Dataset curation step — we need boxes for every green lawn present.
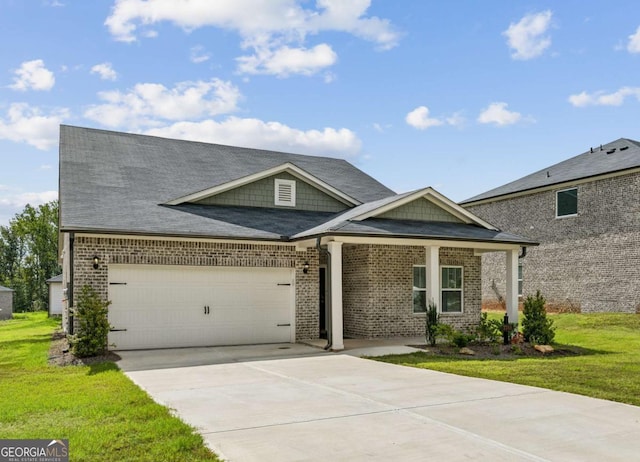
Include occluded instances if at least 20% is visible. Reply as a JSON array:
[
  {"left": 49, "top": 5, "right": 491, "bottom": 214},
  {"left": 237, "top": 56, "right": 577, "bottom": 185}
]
[
  {"left": 375, "top": 312, "right": 640, "bottom": 406},
  {"left": 0, "top": 312, "right": 221, "bottom": 462}
]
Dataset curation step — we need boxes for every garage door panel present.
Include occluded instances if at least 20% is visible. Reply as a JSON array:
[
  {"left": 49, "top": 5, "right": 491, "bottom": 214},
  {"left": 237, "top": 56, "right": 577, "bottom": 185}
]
[{"left": 108, "top": 265, "right": 294, "bottom": 350}]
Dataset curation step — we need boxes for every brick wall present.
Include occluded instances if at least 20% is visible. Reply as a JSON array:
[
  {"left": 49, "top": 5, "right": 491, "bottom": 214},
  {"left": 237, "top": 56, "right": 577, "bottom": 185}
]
[
  {"left": 342, "top": 245, "right": 481, "bottom": 337},
  {"left": 467, "top": 171, "right": 640, "bottom": 313},
  {"left": 0, "top": 290, "right": 12, "bottom": 320},
  {"left": 71, "top": 235, "right": 319, "bottom": 340}
]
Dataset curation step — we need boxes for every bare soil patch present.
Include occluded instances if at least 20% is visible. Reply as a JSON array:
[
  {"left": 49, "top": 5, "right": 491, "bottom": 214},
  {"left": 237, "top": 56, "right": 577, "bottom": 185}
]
[{"left": 48, "top": 330, "right": 120, "bottom": 366}]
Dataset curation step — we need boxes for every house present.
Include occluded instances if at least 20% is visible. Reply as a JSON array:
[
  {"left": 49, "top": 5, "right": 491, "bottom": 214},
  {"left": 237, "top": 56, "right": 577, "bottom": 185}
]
[
  {"left": 58, "top": 125, "right": 535, "bottom": 350},
  {"left": 0, "top": 285, "right": 13, "bottom": 320},
  {"left": 462, "top": 138, "right": 640, "bottom": 314},
  {"left": 47, "top": 274, "right": 63, "bottom": 316}
]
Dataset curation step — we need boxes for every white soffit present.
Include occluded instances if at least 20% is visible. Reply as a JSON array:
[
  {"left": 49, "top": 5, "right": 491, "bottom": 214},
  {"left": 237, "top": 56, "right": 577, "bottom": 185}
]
[{"left": 164, "top": 162, "right": 361, "bottom": 206}]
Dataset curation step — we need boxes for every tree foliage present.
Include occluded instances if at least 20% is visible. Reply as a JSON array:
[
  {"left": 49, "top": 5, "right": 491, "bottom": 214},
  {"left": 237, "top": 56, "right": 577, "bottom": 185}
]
[{"left": 0, "top": 201, "right": 60, "bottom": 312}]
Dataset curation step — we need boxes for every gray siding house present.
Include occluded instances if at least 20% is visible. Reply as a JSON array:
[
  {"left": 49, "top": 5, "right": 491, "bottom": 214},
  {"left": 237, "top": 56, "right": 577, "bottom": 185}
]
[
  {"left": 0, "top": 285, "right": 13, "bottom": 320},
  {"left": 462, "top": 138, "right": 640, "bottom": 314},
  {"left": 59, "top": 126, "right": 534, "bottom": 350}
]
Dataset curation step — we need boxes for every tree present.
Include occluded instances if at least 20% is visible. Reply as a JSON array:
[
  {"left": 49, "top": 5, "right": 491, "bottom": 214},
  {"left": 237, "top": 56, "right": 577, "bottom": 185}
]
[
  {"left": 0, "top": 201, "right": 60, "bottom": 312},
  {"left": 522, "top": 290, "right": 556, "bottom": 345}
]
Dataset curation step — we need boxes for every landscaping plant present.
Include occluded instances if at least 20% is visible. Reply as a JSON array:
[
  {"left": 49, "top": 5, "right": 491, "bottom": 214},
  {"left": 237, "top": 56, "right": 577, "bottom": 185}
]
[
  {"left": 425, "top": 300, "right": 439, "bottom": 346},
  {"left": 476, "top": 312, "right": 503, "bottom": 343},
  {"left": 522, "top": 290, "right": 556, "bottom": 345},
  {"left": 68, "top": 285, "right": 112, "bottom": 357}
]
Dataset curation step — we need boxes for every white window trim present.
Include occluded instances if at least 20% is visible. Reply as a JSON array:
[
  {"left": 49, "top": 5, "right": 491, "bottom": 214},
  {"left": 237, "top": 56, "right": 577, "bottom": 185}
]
[
  {"left": 556, "top": 187, "right": 578, "bottom": 218},
  {"left": 275, "top": 178, "right": 296, "bottom": 207},
  {"left": 440, "top": 265, "right": 464, "bottom": 314},
  {"left": 412, "top": 265, "right": 427, "bottom": 315}
]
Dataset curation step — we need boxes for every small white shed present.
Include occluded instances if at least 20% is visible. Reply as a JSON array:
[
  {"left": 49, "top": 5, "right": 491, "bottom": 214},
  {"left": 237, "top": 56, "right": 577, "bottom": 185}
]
[
  {"left": 0, "top": 285, "right": 13, "bottom": 320},
  {"left": 47, "top": 274, "right": 63, "bottom": 316}
]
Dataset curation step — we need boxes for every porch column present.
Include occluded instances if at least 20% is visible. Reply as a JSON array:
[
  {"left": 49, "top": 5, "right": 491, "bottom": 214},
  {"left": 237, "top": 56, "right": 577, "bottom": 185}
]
[
  {"left": 506, "top": 249, "right": 519, "bottom": 325},
  {"left": 425, "top": 246, "right": 440, "bottom": 309},
  {"left": 327, "top": 241, "right": 344, "bottom": 351}
]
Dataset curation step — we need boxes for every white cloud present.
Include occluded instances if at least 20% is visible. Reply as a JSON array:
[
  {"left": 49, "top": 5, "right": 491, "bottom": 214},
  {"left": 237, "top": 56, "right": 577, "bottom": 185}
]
[
  {"left": 405, "top": 106, "right": 443, "bottom": 130},
  {"left": 0, "top": 191, "right": 58, "bottom": 208},
  {"left": 0, "top": 103, "right": 68, "bottom": 150},
  {"left": 145, "top": 116, "right": 362, "bottom": 158},
  {"left": 237, "top": 43, "right": 337, "bottom": 77},
  {"left": 477, "top": 102, "right": 522, "bottom": 126},
  {"left": 190, "top": 45, "right": 210, "bottom": 63},
  {"left": 568, "top": 87, "right": 640, "bottom": 107},
  {"left": 40, "top": 165, "right": 53, "bottom": 170},
  {"left": 105, "top": 0, "right": 399, "bottom": 76},
  {"left": 627, "top": 26, "right": 640, "bottom": 53},
  {"left": 9, "top": 59, "right": 55, "bottom": 91},
  {"left": 84, "top": 78, "right": 241, "bottom": 128},
  {"left": 90, "top": 62, "right": 118, "bottom": 80},
  {"left": 503, "top": 11, "right": 552, "bottom": 60}
]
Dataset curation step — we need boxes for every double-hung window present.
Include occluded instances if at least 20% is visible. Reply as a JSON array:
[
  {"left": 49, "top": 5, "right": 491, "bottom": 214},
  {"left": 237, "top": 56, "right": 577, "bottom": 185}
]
[
  {"left": 412, "top": 266, "right": 427, "bottom": 313},
  {"left": 441, "top": 266, "right": 463, "bottom": 313}
]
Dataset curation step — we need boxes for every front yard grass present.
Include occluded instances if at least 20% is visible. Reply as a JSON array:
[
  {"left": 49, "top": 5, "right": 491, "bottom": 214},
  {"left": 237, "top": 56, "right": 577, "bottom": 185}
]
[
  {"left": 375, "top": 313, "right": 640, "bottom": 406},
  {"left": 0, "top": 312, "right": 220, "bottom": 461}
]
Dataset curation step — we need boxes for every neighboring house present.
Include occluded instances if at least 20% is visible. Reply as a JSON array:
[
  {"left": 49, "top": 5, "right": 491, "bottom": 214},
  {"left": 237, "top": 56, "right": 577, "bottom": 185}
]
[
  {"left": 0, "top": 285, "right": 13, "bottom": 320},
  {"left": 58, "top": 125, "right": 534, "bottom": 351},
  {"left": 47, "top": 274, "right": 63, "bottom": 316},
  {"left": 462, "top": 138, "right": 640, "bottom": 314}
]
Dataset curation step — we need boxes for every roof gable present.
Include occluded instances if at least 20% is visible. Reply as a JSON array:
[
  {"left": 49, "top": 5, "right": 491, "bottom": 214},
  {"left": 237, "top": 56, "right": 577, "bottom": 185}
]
[
  {"left": 463, "top": 138, "right": 640, "bottom": 204},
  {"left": 166, "top": 162, "right": 360, "bottom": 209}
]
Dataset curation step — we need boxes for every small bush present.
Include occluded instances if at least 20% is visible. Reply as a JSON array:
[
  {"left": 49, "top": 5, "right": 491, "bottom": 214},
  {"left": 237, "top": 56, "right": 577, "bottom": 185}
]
[
  {"left": 451, "top": 331, "right": 475, "bottom": 348},
  {"left": 522, "top": 290, "right": 556, "bottom": 345},
  {"left": 476, "top": 312, "right": 503, "bottom": 343},
  {"left": 68, "top": 285, "right": 112, "bottom": 357},
  {"left": 425, "top": 301, "right": 439, "bottom": 346}
]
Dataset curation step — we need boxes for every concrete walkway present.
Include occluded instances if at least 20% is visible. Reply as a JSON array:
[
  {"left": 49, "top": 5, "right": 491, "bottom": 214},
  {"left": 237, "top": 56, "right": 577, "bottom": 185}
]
[{"left": 122, "top": 353, "right": 640, "bottom": 462}]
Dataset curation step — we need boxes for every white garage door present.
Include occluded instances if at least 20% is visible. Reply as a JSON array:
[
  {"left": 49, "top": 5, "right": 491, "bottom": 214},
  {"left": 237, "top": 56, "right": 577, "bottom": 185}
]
[{"left": 108, "top": 265, "right": 294, "bottom": 350}]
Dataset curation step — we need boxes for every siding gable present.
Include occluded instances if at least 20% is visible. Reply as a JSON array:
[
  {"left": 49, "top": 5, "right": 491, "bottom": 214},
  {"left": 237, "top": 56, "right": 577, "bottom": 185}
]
[
  {"left": 378, "top": 198, "right": 463, "bottom": 223},
  {"left": 193, "top": 172, "right": 349, "bottom": 212}
]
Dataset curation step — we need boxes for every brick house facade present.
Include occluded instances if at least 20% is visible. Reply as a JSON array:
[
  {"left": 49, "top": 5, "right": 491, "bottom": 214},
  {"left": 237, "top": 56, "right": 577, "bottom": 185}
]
[
  {"left": 59, "top": 126, "right": 533, "bottom": 350},
  {"left": 463, "top": 139, "right": 640, "bottom": 314}
]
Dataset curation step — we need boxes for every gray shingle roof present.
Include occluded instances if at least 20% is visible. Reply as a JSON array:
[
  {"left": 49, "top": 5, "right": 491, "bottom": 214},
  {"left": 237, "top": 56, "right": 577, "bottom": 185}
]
[
  {"left": 0, "top": 285, "right": 13, "bottom": 292},
  {"left": 461, "top": 138, "right": 640, "bottom": 204},
  {"left": 59, "top": 125, "right": 394, "bottom": 236},
  {"left": 59, "top": 125, "right": 535, "bottom": 246},
  {"left": 46, "top": 274, "right": 63, "bottom": 283}
]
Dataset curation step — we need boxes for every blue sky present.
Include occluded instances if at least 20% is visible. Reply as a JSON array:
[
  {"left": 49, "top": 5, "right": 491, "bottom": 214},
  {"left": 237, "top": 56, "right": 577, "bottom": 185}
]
[{"left": 1, "top": 0, "right": 639, "bottom": 226}]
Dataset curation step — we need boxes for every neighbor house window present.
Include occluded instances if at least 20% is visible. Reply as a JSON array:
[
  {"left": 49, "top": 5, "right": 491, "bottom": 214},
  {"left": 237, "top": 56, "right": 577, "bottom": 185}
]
[
  {"left": 441, "top": 266, "right": 463, "bottom": 313},
  {"left": 518, "top": 263, "right": 523, "bottom": 297},
  {"left": 412, "top": 266, "right": 427, "bottom": 313},
  {"left": 556, "top": 187, "right": 577, "bottom": 217}
]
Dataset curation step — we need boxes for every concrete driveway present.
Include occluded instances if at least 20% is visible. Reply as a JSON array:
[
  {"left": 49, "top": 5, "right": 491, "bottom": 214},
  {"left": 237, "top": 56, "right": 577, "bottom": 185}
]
[{"left": 122, "top": 353, "right": 640, "bottom": 462}]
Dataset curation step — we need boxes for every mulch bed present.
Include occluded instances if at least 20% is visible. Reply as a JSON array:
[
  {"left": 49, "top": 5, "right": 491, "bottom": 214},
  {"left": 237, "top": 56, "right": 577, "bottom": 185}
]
[
  {"left": 48, "top": 330, "right": 120, "bottom": 367},
  {"left": 407, "top": 342, "right": 579, "bottom": 359}
]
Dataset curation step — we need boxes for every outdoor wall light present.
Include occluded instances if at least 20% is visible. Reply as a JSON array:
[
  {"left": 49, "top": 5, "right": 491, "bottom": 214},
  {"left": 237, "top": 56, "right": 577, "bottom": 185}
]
[
  {"left": 303, "top": 262, "right": 310, "bottom": 274},
  {"left": 92, "top": 256, "right": 100, "bottom": 270}
]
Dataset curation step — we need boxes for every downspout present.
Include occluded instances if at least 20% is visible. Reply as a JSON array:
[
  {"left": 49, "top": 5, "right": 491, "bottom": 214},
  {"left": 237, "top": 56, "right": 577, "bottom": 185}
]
[
  {"left": 518, "top": 246, "right": 527, "bottom": 259},
  {"left": 317, "top": 237, "right": 332, "bottom": 350},
  {"left": 68, "top": 232, "right": 75, "bottom": 335}
]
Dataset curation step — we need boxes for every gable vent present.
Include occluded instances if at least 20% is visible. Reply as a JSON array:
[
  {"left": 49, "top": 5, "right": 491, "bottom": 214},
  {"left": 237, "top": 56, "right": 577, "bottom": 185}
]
[{"left": 275, "top": 179, "right": 296, "bottom": 207}]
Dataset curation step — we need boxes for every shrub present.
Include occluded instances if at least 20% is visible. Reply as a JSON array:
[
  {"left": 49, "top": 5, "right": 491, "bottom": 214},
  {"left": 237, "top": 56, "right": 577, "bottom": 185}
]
[
  {"left": 425, "top": 301, "right": 439, "bottom": 346},
  {"left": 451, "top": 331, "right": 475, "bottom": 348},
  {"left": 476, "top": 312, "right": 503, "bottom": 343},
  {"left": 68, "top": 285, "right": 112, "bottom": 357},
  {"left": 522, "top": 290, "right": 556, "bottom": 345}
]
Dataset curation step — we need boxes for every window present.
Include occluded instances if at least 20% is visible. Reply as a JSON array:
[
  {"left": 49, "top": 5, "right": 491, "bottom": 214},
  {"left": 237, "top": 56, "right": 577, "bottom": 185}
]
[
  {"left": 441, "top": 266, "right": 463, "bottom": 313},
  {"left": 275, "top": 179, "right": 296, "bottom": 207},
  {"left": 412, "top": 266, "right": 427, "bottom": 313},
  {"left": 556, "top": 187, "right": 577, "bottom": 217},
  {"left": 518, "top": 263, "right": 523, "bottom": 297}
]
